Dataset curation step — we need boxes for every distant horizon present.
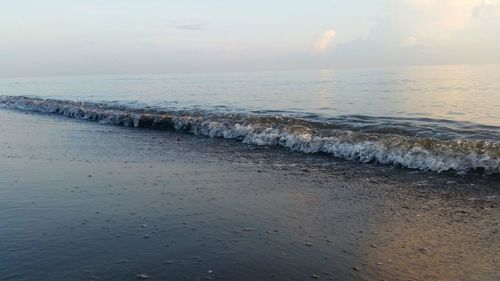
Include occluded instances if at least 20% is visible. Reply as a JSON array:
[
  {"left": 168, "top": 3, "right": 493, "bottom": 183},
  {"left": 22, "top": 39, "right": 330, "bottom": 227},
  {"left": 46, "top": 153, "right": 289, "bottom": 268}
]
[
  {"left": 2, "top": 1, "right": 500, "bottom": 78},
  {"left": 2, "top": 62, "right": 500, "bottom": 80}
]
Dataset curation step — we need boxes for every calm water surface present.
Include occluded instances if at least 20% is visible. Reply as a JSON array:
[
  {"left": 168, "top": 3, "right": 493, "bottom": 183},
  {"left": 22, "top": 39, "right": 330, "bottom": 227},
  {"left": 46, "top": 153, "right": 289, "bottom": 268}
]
[{"left": 1, "top": 65, "right": 499, "bottom": 126}]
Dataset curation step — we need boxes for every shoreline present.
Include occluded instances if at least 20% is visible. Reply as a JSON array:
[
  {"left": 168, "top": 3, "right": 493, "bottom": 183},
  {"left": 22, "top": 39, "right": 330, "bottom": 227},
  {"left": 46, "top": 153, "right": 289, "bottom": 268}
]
[
  {"left": 1, "top": 109, "right": 499, "bottom": 281},
  {"left": 2, "top": 95, "right": 499, "bottom": 175}
]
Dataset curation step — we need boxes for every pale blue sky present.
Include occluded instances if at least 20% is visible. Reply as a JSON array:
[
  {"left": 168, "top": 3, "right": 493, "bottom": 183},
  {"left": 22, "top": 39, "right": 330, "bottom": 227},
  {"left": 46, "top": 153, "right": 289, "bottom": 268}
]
[{"left": 1, "top": 0, "right": 499, "bottom": 77}]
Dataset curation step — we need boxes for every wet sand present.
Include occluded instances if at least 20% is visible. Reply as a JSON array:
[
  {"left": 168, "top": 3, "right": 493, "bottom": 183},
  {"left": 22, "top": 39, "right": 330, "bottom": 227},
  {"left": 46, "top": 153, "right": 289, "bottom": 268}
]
[{"left": 0, "top": 109, "right": 499, "bottom": 281}]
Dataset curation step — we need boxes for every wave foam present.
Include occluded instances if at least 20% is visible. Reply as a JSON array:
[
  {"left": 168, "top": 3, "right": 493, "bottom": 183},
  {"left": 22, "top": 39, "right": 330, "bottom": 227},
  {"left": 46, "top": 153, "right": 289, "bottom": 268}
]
[{"left": 1, "top": 96, "right": 499, "bottom": 174}]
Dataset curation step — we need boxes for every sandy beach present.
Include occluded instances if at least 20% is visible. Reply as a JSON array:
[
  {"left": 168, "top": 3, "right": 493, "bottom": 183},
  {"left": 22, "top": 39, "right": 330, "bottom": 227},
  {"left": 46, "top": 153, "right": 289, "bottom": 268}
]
[{"left": 0, "top": 109, "right": 499, "bottom": 281}]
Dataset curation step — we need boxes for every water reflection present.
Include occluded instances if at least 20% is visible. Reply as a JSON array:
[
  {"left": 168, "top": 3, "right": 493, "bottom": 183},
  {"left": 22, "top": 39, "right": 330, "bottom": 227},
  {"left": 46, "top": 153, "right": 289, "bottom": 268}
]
[
  {"left": 1, "top": 65, "right": 499, "bottom": 126},
  {"left": 358, "top": 190, "right": 499, "bottom": 281}
]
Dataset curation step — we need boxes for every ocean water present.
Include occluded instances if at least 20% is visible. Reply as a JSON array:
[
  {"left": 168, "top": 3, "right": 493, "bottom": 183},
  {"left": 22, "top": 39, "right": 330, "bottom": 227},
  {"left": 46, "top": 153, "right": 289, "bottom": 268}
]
[{"left": 1, "top": 65, "right": 499, "bottom": 174}]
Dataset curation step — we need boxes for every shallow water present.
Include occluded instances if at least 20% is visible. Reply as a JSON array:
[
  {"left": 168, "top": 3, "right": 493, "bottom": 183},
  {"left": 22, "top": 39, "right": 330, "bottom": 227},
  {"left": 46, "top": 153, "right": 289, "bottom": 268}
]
[
  {"left": 1, "top": 110, "right": 498, "bottom": 281},
  {"left": 1, "top": 65, "right": 499, "bottom": 174}
]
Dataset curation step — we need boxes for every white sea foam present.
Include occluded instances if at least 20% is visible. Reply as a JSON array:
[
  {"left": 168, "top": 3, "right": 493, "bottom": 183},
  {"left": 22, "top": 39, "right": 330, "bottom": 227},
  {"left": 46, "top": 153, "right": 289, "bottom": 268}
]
[{"left": 1, "top": 96, "right": 499, "bottom": 174}]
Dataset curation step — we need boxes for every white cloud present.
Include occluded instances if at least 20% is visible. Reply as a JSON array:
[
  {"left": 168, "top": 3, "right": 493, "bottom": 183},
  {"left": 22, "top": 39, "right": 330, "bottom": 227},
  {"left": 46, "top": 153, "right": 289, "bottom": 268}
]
[
  {"left": 313, "top": 29, "right": 336, "bottom": 53},
  {"left": 394, "top": 0, "right": 500, "bottom": 44},
  {"left": 321, "top": 0, "right": 500, "bottom": 66}
]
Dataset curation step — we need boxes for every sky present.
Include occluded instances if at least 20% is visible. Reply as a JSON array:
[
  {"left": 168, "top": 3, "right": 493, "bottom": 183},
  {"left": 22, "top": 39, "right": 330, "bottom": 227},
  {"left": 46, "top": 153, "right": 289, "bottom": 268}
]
[{"left": 1, "top": 0, "right": 500, "bottom": 77}]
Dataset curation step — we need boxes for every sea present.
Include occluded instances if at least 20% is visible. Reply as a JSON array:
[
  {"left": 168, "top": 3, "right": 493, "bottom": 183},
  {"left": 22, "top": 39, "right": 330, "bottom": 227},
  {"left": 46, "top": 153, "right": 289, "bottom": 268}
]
[{"left": 1, "top": 64, "right": 499, "bottom": 174}]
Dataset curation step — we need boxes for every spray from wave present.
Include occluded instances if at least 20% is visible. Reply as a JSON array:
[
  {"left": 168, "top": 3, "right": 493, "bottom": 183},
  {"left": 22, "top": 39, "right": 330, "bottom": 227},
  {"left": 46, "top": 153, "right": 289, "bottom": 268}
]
[{"left": 1, "top": 96, "right": 499, "bottom": 174}]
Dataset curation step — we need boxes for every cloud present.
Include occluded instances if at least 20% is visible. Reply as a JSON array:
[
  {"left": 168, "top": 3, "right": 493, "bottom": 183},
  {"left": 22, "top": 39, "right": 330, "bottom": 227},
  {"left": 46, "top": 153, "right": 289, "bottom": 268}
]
[
  {"left": 314, "top": 0, "right": 500, "bottom": 67},
  {"left": 313, "top": 29, "right": 336, "bottom": 53},
  {"left": 394, "top": 0, "right": 500, "bottom": 42}
]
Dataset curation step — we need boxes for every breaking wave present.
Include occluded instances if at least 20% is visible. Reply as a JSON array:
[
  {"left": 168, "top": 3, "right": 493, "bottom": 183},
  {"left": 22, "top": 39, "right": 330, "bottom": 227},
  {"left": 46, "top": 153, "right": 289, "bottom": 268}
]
[{"left": 1, "top": 95, "right": 499, "bottom": 174}]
